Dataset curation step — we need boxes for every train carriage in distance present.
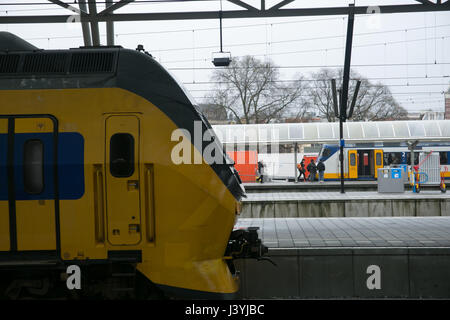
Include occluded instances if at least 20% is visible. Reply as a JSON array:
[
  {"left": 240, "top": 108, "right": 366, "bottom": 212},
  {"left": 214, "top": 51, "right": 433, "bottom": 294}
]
[
  {"left": 0, "top": 32, "right": 267, "bottom": 299},
  {"left": 317, "top": 144, "right": 450, "bottom": 181}
]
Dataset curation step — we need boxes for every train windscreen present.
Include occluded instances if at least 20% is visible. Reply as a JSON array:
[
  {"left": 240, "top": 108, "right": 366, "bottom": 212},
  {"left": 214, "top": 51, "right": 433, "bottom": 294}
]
[{"left": 318, "top": 145, "right": 339, "bottom": 161}]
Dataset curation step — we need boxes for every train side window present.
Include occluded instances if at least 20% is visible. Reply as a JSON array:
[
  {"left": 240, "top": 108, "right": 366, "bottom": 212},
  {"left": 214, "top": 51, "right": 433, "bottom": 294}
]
[
  {"left": 376, "top": 153, "right": 382, "bottom": 166},
  {"left": 384, "top": 152, "right": 402, "bottom": 166},
  {"left": 23, "top": 139, "right": 44, "bottom": 194},
  {"left": 322, "top": 148, "right": 331, "bottom": 158},
  {"left": 407, "top": 152, "right": 419, "bottom": 165},
  {"left": 350, "top": 153, "right": 356, "bottom": 166},
  {"left": 110, "top": 133, "right": 135, "bottom": 178},
  {"left": 440, "top": 152, "right": 448, "bottom": 165}
]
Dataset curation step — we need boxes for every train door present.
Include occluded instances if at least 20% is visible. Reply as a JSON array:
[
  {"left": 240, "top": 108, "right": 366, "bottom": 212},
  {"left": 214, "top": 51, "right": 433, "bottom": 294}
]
[
  {"left": 374, "top": 149, "right": 383, "bottom": 178},
  {"left": 357, "top": 150, "right": 374, "bottom": 178},
  {"left": 105, "top": 115, "right": 141, "bottom": 246},
  {"left": 0, "top": 116, "right": 59, "bottom": 253},
  {"left": 348, "top": 150, "right": 358, "bottom": 179}
]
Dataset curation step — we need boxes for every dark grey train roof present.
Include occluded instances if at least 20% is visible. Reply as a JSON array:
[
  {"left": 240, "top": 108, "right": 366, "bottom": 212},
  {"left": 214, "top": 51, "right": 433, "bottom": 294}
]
[{"left": 0, "top": 32, "right": 38, "bottom": 52}]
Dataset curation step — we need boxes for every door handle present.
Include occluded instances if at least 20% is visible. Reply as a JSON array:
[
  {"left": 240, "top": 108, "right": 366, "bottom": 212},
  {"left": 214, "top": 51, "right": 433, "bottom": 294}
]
[{"left": 127, "top": 180, "right": 139, "bottom": 190}]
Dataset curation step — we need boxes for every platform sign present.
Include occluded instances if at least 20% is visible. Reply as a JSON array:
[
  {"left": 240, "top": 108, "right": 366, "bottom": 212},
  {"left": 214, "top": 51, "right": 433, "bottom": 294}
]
[{"left": 391, "top": 168, "right": 402, "bottom": 179}]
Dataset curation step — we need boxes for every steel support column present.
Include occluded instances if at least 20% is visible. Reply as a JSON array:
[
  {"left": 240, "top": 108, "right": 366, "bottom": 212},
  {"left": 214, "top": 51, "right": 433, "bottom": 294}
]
[
  {"left": 78, "top": 0, "right": 92, "bottom": 46},
  {"left": 106, "top": 0, "right": 115, "bottom": 46},
  {"left": 339, "top": 4, "right": 355, "bottom": 194},
  {"left": 87, "top": 0, "right": 100, "bottom": 46}
]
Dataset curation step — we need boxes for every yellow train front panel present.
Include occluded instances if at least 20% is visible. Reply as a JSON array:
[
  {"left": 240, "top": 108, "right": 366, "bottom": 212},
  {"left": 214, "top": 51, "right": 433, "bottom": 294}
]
[{"left": 0, "top": 87, "right": 239, "bottom": 295}]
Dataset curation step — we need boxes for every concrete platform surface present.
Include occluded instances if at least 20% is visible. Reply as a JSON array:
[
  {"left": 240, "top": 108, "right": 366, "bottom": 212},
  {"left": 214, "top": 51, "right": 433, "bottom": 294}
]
[
  {"left": 243, "top": 190, "right": 450, "bottom": 202},
  {"left": 235, "top": 217, "right": 450, "bottom": 248},
  {"left": 234, "top": 217, "right": 450, "bottom": 299}
]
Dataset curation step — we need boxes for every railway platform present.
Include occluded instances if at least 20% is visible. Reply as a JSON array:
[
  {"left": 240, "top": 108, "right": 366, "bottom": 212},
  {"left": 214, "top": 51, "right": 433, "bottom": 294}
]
[
  {"left": 234, "top": 217, "right": 450, "bottom": 299},
  {"left": 241, "top": 189, "right": 450, "bottom": 218},
  {"left": 244, "top": 180, "right": 439, "bottom": 193}
]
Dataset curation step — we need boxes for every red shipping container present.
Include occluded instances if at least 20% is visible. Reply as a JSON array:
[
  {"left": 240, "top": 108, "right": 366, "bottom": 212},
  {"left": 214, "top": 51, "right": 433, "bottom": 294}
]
[{"left": 226, "top": 151, "right": 258, "bottom": 183}]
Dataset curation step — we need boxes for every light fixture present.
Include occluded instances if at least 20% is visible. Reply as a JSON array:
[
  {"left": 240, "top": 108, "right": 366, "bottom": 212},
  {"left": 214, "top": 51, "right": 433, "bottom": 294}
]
[{"left": 212, "top": 2, "right": 231, "bottom": 67}]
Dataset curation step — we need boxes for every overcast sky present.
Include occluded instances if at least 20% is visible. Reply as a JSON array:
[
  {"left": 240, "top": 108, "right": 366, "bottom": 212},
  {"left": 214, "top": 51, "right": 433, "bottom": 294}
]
[{"left": 1, "top": 0, "right": 449, "bottom": 113}]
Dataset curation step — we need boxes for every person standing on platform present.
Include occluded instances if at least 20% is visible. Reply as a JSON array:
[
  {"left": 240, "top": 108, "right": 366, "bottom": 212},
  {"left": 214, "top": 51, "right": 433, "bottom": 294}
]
[
  {"left": 256, "top": 160, "right": 265, "bottom": 183},
  {"left": 297, "top": 159, "right": 306, "bottom": 182},
  {"left": 307, "top": 159, "right": 317, "bottom": 182},
  {"left": 317, "top": 159, "right": 326, "bottom": 183}
]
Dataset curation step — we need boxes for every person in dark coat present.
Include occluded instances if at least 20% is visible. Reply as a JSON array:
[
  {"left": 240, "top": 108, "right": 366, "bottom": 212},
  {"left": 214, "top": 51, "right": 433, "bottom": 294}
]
[
  {"left": 256, "top": 161, "right": 265, "bottom": 183},
  {"left": 297, "top": 159, "right": 306, "bottom": 182},
  {"left": 317, "top": 159, "right": 326, "bottom": 183},
  {"left": 307, "top": 159, "right": 317, "bottom": 182}
]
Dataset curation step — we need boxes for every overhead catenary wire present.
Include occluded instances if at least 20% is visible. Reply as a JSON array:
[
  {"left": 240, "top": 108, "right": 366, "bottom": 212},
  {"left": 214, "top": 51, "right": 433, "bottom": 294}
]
[
  {"left": 181, "top": 75, "right": 450, "bottom": 85},
  {"left": 168, "top": 62, "right": 450, "bottom": 71},
  {"left": 160, "top": 34, "right": 450, "bottom": 64},
  {"left": 193, "top": 91, "right": 446, "bottom": 97},
  {"left": 21, "top": 21, "right": 450, "bottom": 46}
]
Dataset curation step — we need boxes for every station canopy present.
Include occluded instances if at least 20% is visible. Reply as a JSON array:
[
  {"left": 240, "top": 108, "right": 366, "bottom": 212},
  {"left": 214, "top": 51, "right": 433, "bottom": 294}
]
[{"left": 211, "top": 120, "right": 450, "bottom": 145}]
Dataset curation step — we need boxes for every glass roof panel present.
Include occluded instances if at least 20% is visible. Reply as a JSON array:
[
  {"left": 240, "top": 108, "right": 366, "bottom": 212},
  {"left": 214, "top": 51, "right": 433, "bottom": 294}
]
[
  {"left": 304, "top": 124, "right": 318, "bottom": 140},
  {"left": 362, "top": 122, "right": 379, "bottom": 139},
  {"left": 347, "top": 122, "right": 364, "bottom": 139},
  {"left": 272, "top": 124, "right": 289, "bottom": 141},
  {"left": 226, "top": 125, "right": 246, "bottom": 143},
  {"left": 289, "top": 124, "right": 303, "bottom": 139},
  {"left": 439, "top": 121, "right": 450, "bottom": 137},
  {"left": 244, "top": 125, "right": 258, "bottom": 143},
  {"left": 392, "top": 121, "right": 409, "bottom": 137},
  {"left": 378, "top": 122, "right": 395, "bottom": 138},
  {"left": 258, "top": 125, "right": 272, "bottom": 143},
  {"left": 212, "top": 120, "right": 450, "bottom": 144},
  {"left": 423, "top": 121, "right": 441, "bottom": 136},
  {"left": 317, "top": 122, "right": 334, "bottom": 139},
  {"left": 408, "top": 122, "right": 425, "bottom": 137}
]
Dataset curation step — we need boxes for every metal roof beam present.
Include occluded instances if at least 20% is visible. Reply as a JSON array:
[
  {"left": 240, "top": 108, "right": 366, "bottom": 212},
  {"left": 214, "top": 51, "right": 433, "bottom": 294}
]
[
  {"left": 227, "top": 0, "right": 258, "bottom": 11},
  {"left": 98, "top": 0, "right": 135, "bottom": 16},
  {"left": 47, "top": 0, "right": 88, "bottom": 15},
  {"left": 269, "top": 0, "right": 295, "bottom": 11},
  {"left": 2, "top": 3, "right": 450, "bottom": 24},
  {"left": 415, "top": 0, "right": 436, "bottom": 4}
]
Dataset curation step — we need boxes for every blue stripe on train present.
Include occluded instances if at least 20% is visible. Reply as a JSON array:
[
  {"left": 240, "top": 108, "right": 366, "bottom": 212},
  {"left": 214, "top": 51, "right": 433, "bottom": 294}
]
[{"left": 0, "top": 132, "right": 84, "bottom": 200}]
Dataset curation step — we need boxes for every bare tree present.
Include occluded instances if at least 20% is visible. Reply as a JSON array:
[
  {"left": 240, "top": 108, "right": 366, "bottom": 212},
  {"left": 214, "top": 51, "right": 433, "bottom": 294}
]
[
  {"left": 308, "top": 68, "right": 408, "bottom": 121},
  {"left": 205, "top": 55, "right": 310, "bottom": 124}
]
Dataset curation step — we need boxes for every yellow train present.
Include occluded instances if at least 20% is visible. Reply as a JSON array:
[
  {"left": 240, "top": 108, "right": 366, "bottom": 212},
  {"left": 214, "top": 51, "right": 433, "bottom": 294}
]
[{"left": 0, "top": 32, "right": 266, "bottom": 299}]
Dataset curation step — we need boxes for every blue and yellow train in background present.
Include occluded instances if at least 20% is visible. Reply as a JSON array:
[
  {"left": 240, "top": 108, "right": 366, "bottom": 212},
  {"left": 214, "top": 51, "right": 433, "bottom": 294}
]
[{"left": 317, "top": 144, "right": 450, "bottom": 180}]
